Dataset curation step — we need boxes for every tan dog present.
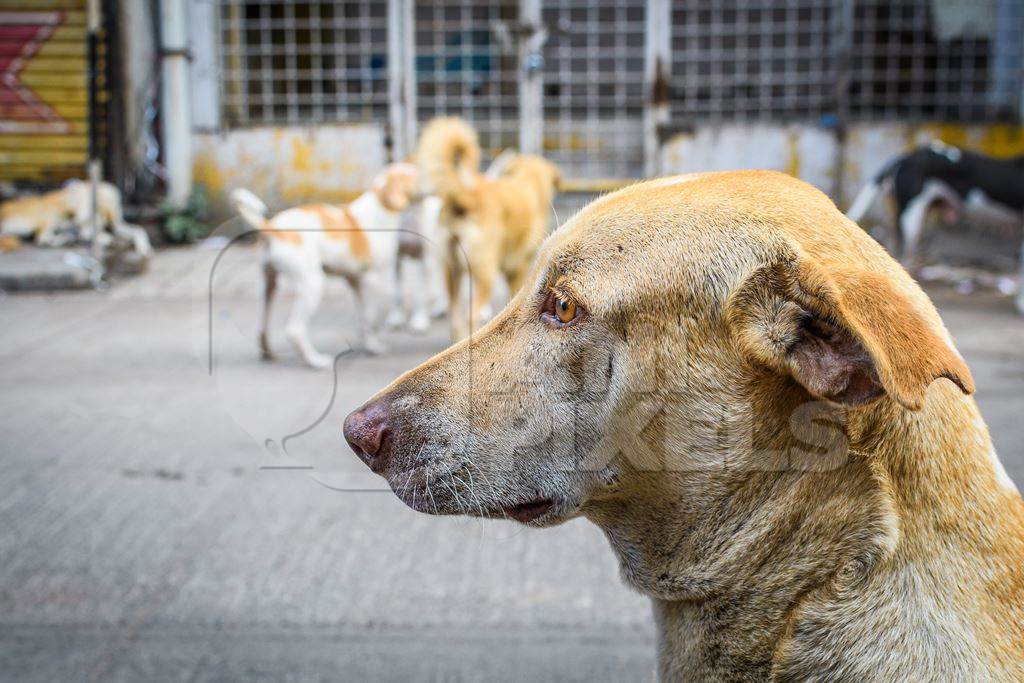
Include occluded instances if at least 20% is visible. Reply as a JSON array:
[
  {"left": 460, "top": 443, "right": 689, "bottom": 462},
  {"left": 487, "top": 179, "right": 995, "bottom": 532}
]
[
  {"left": 417, "top": 117, "right": 561, "bottom": 340},
  {"left": 0, "top": 180, "right": 151, "bottom": 254},
  {"left": 344, "top": 170, "right": 1024, "bottom": 680}
]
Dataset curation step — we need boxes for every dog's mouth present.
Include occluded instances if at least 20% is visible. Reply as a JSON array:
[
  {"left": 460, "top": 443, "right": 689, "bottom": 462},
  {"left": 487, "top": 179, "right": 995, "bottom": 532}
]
[
  {"left": 502, "top": 498, "right": 555, "bottom": 523},
  {"left": 389, "top": 467, "right": 560, "bottom": 524}
]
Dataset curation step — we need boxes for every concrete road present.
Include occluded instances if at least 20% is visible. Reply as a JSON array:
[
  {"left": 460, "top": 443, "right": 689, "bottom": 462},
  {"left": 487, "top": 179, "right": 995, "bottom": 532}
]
[{"left": 1, "top": 246, "right": 1022, "bottom": 682}]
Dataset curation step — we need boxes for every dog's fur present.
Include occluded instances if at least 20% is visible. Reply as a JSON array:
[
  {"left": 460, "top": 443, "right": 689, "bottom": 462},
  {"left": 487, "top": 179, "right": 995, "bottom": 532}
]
[
  {"left": 346, "top": 170, "right": 1024, "bottom": 680},
  {"left": 416, "top": 117, "right": 562, "bottom": 340},
  {"left": 231, "top": 163, "right": 419, "bottom": 368},
  {"left": 0, "top": 180, "right": 151, "bottom": 254}
]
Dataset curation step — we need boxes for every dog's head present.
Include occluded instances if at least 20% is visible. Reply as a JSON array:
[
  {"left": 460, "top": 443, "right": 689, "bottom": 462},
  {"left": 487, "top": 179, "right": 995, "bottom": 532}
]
[
  {"left": 344, "top": 170, "right": 973, "bottom": 542},
  {"left": 373, "top": 163, "right": 420, "bottom": 213}
]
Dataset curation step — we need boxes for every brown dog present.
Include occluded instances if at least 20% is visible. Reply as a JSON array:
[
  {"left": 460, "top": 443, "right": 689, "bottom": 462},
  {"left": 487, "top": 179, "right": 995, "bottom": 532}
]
[
  {"left": 345, "top": 171, "right": 1024, "bottom": 680},
  {"left": 417, "top": 117, "right": 561, "bottom": 341}
]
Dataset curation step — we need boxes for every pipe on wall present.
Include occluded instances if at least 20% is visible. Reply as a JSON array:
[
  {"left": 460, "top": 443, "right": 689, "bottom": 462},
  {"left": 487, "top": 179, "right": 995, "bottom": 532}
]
[{"left": 159, "top": 0, "right": 193, "bottom": 208}]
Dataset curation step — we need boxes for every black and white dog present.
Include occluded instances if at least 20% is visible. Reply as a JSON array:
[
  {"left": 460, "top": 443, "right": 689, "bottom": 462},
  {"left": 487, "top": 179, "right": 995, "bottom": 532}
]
[{"left": 846, "top": 141, "right": 1024, "bottom": 311}]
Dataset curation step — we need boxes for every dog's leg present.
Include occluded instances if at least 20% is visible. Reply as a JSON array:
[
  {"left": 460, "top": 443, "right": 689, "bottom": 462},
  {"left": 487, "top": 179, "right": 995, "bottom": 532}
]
[
  {"left": 467, "top": 261, "right": 498, "bottom": 337},
  {"left": 111, "top": 221, "right": 153, "bottom": 256},
  {"left": 354, "top": 265, "right": 390, "bottom": 355},
  {"left": 445, "top": 256, "right": 468, "bottom": 341},
  {"left": 384, "top": 256, "right": 408, "bottom": 330},
  {"left": 899, "top": 192, "right": 932, "bottom": 270},
  {"left": 284, "top": 269, "right": 331, "bottom": 369},
  {"left": 403, "top": 255, "right": 432, "bottom": 333},
  {"left": 258, "top": 261, "right": 278, "bottom": 360},
  {"left": 1017, "top": 236, "right": 1024, "bottom": 316}
]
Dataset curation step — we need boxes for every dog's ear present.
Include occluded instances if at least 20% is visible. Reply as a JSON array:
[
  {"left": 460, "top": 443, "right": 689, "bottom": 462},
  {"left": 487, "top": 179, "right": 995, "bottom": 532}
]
[
  {"left": 374, "top": 167, "right": 416, "bottom": 212},
  {"left": 726, "top": 251, "right": 973, "bottom": 409}
]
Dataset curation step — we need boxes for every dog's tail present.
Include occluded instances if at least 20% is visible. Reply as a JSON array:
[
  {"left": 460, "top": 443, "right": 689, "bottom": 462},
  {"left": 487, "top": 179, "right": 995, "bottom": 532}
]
[
  {"left": 416, "top": 117, "right": 480, "bottom": 208},
  {"left": 483, "top": 148, "right": 516, "bottom": 179},
  {"left": 846, "top": 155, "right": 905, "bottom": 223},
  {"left": 230, "top": 188, "right": 270, "bottom": 231}
]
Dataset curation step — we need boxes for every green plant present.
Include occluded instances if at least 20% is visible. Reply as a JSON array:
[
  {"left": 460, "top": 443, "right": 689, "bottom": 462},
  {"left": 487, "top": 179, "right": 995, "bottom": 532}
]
[{"left": 160, "top": 187, "right": 209, "bottom": 244}]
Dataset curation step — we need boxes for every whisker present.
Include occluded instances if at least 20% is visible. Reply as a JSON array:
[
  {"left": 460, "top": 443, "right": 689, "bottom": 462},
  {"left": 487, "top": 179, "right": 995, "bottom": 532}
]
[
  {"left": 425, "top": 479, "right": 439, "bottom": 515},
  {"left": 439, "top": 474, "right": 465, "bottom": 516},
  {"left": 468, "top": 462, "right": 510, "bottom": 522}
]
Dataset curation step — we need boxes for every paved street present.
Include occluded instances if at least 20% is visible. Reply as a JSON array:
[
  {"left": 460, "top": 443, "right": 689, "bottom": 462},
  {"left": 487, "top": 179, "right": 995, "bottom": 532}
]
[{"left": 1, "top": 246, "right": 1022, "bottom": 682}]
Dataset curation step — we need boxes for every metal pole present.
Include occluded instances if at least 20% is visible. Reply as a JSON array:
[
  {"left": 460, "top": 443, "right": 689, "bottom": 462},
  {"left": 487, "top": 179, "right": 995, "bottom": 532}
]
[
  {"left": 87, "top": 0, "right": 103, "bottom": 263},
  {"left": 401, "top": 0, "right": 416, "bottom": 156},
  {"left": 387, "top": 0, "right": 407, "bottom": 160},
  {"left": 833, "top": 0, "right": 855, "bottom": 205},
  {"left": 643, "top": 0, "right": 670, "bottom": 178},
  {"left": 518, "top": 0, "right": 543, "bottom": 155},
  {"left": 160, "top": 0, "right": 193, "bottom": 208}
]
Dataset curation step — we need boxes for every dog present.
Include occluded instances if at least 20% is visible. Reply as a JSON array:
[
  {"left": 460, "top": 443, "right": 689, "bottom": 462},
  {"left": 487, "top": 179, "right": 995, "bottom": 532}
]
[
  {"left": 846, "top": 142, "right": 1024, "bottom": 267},
  {"left": 344, "top": 170, "right": 1024, "bottom": 680},
  {"left": 417, "top": 117, "right": 562, "bottom": 341},
  {"left": 0, "top": 179, "right": 152, "bottom": 255},
  {"left": 386, "top": 195, "right": 446, "bottom": 334},
  {"left": 387, "top": 150, "right": 520, "bottom": 333},
  {"left": 230, "top": 163, "right": 419, "bottom": 368}
]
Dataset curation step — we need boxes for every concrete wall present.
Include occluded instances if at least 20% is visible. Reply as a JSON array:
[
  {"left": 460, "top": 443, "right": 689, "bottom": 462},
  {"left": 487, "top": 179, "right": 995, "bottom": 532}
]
[
  {"left": 192, "top": 124, "right": 387, "bottom": 221},
  {"left": 660, "top": 122, "right": 1024, "bottom": 210}
]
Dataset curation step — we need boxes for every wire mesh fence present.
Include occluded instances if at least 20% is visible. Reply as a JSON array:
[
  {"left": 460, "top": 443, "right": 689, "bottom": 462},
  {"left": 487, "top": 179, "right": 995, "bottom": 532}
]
[
  {"left": 214, "top": 0, "right": 1024, "bottom": 177},
  {"left": 541, "top": 0, "right": 646, "bottom": 178},
  {"left": 412, "top": 0, "right": 519, "bottom": 159},
  {"left": 219, "top": 0, "right": 389, "bottom": 127}
]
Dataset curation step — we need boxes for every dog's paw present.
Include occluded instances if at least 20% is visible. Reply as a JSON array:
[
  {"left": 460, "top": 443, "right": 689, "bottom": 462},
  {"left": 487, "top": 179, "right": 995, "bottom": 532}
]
[
  {"left": 384, "top": 309, "right": 406, "bottom": 329},
  {"left": 305, "top": 353, "right": 333, "bottom": 370},
  {"left": 364, "top": 337, "right": 387, "bottom": 356},
  {"left": 408, "top": 310, "right": 430, "bottom": 333}
]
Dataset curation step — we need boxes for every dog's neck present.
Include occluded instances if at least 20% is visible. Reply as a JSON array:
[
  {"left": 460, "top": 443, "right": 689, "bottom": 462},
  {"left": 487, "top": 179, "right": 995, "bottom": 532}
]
[
  {"left": 586, "top": 382, "right": 1023, "bottom": 680},
  {"left": 347, "top": 190, "right": 402, "bottom": 256}
]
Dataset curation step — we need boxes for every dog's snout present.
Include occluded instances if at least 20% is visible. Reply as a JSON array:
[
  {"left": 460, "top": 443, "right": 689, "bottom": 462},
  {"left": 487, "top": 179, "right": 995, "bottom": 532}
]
[{"left": 344, "top": 400, "right": 391, "bottom": 473}]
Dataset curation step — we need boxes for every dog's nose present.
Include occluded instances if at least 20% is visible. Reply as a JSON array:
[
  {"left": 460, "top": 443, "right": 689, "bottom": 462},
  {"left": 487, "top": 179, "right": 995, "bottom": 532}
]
[{"left": 343, "top": 400, "right": 391, "bottom": 473}]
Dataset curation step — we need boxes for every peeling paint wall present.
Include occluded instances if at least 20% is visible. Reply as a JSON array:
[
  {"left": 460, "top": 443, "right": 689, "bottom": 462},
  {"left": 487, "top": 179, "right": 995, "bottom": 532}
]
[
  {"left": 660, "top": 124, "right": 839, "bottom": 194},
  {"left": 660, "top": 123, "right": 1024, "bottom": 211},
  {"left": 192, "top": 124, "right": 386, "bottom": 221}
]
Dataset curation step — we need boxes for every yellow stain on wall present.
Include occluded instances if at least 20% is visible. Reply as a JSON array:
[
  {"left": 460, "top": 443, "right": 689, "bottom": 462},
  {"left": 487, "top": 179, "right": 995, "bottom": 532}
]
[
  {"left": 192, "top": 151, "right": 226, "bottom": 196},
  {"left": 917, "top": 124, "right": 1024, "bottom": 157},
  {"left": 279, "top": 182, "right": 361, "bottom": 205},
  {"left": 785, "top": 130, "right": 801, "bottom": 178},
  {"left": 290, "top": 136, "right": 314, "bottom": 173}
]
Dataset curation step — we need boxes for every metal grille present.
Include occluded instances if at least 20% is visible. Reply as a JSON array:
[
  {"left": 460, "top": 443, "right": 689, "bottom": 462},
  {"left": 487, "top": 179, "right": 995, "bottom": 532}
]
[
  {"left": 669, "top": 0, "right": 1023, "bottom": 125},
  {"left": 849, "top": 0, "right": 1024, "bottom": 122},
  {"left": 218, "top": 0, "right": 389, "bottom": 127},
  {"left": 413, "top": 0, "right": 519, "bottom": 159},
  {"left": 670, "top": 0, "right": 839, "bottom": 123},
  {"left": 541, "top": 0, "right": 646, "bottom": 178}
]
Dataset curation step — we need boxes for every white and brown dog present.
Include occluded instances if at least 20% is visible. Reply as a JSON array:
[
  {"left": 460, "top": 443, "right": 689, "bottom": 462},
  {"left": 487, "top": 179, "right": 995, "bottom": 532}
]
[
  {"left": 231, "top": 163, "right": 419, "bottom": 368},
  {"left": 0, "top": 179, "right": 151, "bottom": 254},
  {"left": 345, "top": 171, "right": 1024, "bottom": 680}
]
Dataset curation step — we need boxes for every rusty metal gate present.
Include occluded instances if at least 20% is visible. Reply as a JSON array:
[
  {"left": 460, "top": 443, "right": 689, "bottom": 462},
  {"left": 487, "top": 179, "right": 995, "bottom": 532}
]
[{"left": 0, "top": 0, "right": 109, "bottom": 182}]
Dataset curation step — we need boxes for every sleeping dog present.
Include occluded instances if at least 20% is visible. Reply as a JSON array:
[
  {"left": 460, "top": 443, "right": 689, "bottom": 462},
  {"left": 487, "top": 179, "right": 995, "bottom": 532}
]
[{"left": 846, "top": 142, "right": 1024, "bottom": 271}]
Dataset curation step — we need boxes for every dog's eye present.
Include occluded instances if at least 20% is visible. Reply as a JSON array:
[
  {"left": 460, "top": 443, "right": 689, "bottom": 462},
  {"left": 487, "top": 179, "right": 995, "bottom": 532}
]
[
  {"left": 555, "top": 297, "right": 576, "bottom": 323},
  {"left": 542, "top": 292, "right": 581, "bottom": 327}
]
